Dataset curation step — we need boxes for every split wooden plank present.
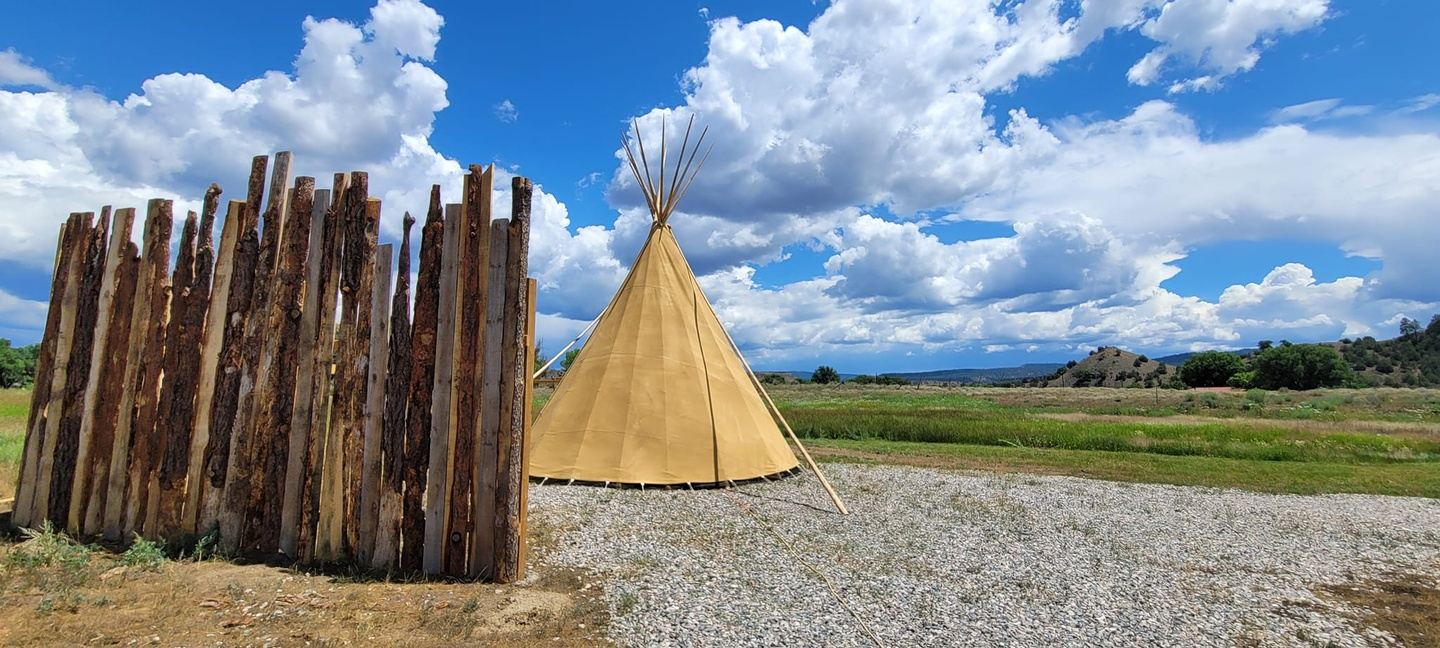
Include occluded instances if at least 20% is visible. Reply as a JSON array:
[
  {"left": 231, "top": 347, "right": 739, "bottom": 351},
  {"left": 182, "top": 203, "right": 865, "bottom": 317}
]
[
  {"left": 96, "top": 209, "right": 152, "bottom": 540},
  {"left": 82, "top": 234, "right": 139, "bottom": 536},
  {"left": 401, "top": 187, "right": 444, "bottom": 572},
  {"left": 422, "top": 202, "right": 463, "bottom": 575},
  {"left": 357, "top": 241, "right": 393, "bottom": 565},
  {"left": 219, "top": 153, "right": 292, "bottom": 554},
  {"left": 298, "top": 176, "right": 346, "bottom": 562},
  {"left": 148, "top": 211, "right": 200, "bottom": 537},
  {"left": 494, "top": 177, "right": 533, "bottom": 584},
  {"left": 199, "top": 156, "right": 268, "bottom": 535},
  {"left": 13, "top": 218, "right": 76, "bottom": 528},
  {"left": 31, "top": 213, "right": 93, "bottom": 528},
  {"left": 70, "top": 207, "right": 133, "bottom": 532},
  {"left": 244, "top": 177, "right": 316, "bottom": 554},
  {"left": 446, "top": 165, "right": 492, "bottom": 576},
  {"left": 280, "top": 186, "right": 334, "bottom": 558},
  {"left": 474, "top": 216, "right": 509, "bottom": 578},
  {"left": 516, "top": 278, "right": 537, "bottom": 577},
  {"left": 373, "top": 214, "right": 415, "bottom": 571},
  {"left": 119, "top": 201, "right": 174, "bottom": 539},
  {"left": 184, "top": 185, "right": 232, "bottom": 535}
]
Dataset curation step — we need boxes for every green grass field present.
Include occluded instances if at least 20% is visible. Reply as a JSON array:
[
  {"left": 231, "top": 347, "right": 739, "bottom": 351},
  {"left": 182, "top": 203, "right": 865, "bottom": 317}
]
[
  {"left": 769, "top": 385, "right": 1440, "bottom": 498},
  {"left": 1, "top": 389, "right": 29, "bottom": 500}
]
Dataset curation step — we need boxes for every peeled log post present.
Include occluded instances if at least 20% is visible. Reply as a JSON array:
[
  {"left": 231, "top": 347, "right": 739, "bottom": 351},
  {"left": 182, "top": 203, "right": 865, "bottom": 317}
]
[
  {"left": 422, "top": 202, "right": 462, "bottom": 575},
  {"left": 82, "top": 238, "right": 139, "bottom": 536},
  {"left": 298, "top": 175, "right": 346, "bottom": 562},
  {"left": 474, "top": 217, "right": 509, "bottom": 578},
  {"left": 401, "top": 187, "right": 443, "bottom": 572},
  {"left": 148, "top": 212, "right": 200, "bottom": 537},
  {"left": 183, "top": 185, "right": 231, "bottom": 535},
  {"left": 247, "top": 177, "right": 315, "bottom": 554},
  {"left": 358, "top": 240, "right": 393, "bottom": 565},
  {"left": 70, "top": 207, "right": 131, "bottom": 532},
  {"left": 446, "top": 165, "right": 491, "bottom": 576},
  {"left": 281, "top": 186, "right": 334, "bottom": 558},
  {"left": 120, "top": 201, "right": 174, "bottom": 539},
  {"left": 35, "top": 212, "right": 98, "bottom": 528},
  {"left": 493, "top": 177, "right": 532, "bottom": 584},
  {"left": 14, "top": 219, "right": 76, "bottom": 528},
  {"left": 373, "top": 214, "right": 414, "bottom": 571}
]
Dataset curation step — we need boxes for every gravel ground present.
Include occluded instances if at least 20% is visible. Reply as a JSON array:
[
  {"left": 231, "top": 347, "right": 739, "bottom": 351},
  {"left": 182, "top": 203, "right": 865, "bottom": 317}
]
[{"left": 528, "top": 463, "right": 1440, "bottom": 647}]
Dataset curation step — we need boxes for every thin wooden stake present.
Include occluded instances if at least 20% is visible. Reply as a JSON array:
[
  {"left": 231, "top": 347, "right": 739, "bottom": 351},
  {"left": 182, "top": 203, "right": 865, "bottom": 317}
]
[
  {"left": 357, "top": 240, "right": 393, "bottom": 565},
  {"left": 493, "top": 176, "right": 532, "bottom": 584}
]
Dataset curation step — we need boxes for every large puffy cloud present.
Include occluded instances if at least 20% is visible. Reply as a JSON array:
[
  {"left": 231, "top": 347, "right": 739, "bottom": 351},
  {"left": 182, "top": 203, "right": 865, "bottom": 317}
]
[{"left": 0, "top": 0, "right": 600, "bottom": 346}]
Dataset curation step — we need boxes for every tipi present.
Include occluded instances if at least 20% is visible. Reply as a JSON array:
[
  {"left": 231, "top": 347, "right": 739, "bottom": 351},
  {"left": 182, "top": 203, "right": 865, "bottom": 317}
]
[{"left": 528, "top": 117, "right": 845, "bottom": 510}]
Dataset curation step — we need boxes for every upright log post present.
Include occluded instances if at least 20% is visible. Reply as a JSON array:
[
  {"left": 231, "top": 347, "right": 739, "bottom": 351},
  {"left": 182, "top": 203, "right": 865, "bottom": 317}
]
[
  {"left": 493, "top": 177, "right": 532, "bottom": 583},
  {"left": 185, "top": 185, "right": 232, "bottom": 535},
  {"left": 70, "top": 207, "right": 132, "bottom": 531},
  {"left": 247, "top": 178, "right": 316, "bottom": 553},
  {"left": 49, "top": 210, "right": 107, "bottom": 527},
  {"left": 31, "top": 213, "right": 94, "bottom": 527},
  {"left": 281, "top": 186, "right": 334, "bottom": 558},
  {"left": 82, "top": 231, "right": 140, "bottom": 536},
  {"left": 474, "top": 216, "right": 509, "bottom": 578},
  {"left": 119, "top": 201, "right": 174, "bottom": 539},
  {"left": 148, "top": 211, "right": 201, "bottom": 537},
  {"left": 298, "top": 176, "right": 346, "bottom": 561},
  {"left": 373, "top": 215, "right": 414, "bottom": 571},
  {"left": 423, "top": 203, "right": 462, "bottom": 574},
  {"left": 14, "top": 218, "right": 76, "bottom": 528},
  {"left": 446, "top": 165, "right": 491, "bottom": 576},
  {"left": 357, "top": 240, "right": 393, "bottom": 564},
  {"left": 402, "top": 187, "right": 444, "bottom": 572}
]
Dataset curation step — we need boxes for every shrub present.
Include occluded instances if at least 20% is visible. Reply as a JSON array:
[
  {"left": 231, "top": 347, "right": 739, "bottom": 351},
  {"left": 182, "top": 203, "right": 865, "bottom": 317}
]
[
  {"left": 1251, "top": 344, "right": 1353, "bottom": 390},
  {"left": 1227, "top": 370, "right": 1256, "bottom": 389},
  {"left": 811, "top": 365, "right": 840, "bottom": 384},
  {"left": 1179, "top": 351, "right": 1246, "bottom": 387}
]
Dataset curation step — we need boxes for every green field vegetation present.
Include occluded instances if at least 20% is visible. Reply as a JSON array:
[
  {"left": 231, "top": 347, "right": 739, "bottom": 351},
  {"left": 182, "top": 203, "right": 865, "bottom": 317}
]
[
  {"left": 1, "top": 389, "right": 28, "bottom": 500},
  {"left": 769, "top": 385, "right": 1440, "bottom": 498}
]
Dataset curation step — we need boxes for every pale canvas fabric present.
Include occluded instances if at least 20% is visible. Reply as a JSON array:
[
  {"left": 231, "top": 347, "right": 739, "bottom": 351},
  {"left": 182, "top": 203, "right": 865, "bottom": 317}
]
[{"left": 528, "top": 224, "right": 799, "bottom": 484}]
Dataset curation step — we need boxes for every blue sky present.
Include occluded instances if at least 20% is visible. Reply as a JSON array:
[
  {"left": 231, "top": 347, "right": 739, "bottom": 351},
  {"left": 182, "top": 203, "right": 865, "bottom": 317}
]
[{"left": 1, "top": 0, "right": 1437, "bottom": 373}]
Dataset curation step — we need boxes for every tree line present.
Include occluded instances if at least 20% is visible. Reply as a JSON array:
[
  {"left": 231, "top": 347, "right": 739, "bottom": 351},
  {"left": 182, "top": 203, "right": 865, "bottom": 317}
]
[{"left": 0, "top": 338, "right": 40, "bottom": 388}]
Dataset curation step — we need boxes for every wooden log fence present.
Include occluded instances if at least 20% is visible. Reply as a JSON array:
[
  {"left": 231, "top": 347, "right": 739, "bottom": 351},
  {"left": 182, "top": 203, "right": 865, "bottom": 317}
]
[{"left": 10, "top": 152, "right": 536, "bottom": 581}]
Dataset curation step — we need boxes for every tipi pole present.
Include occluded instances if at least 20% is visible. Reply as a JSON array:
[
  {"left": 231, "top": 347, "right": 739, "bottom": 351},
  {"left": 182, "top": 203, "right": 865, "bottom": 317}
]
[
  {"left": 531, "top": 313, "right": 600, "bottom": 380},
  {"left": 717, "top": 329, "right": 849, "bottom": 515}
]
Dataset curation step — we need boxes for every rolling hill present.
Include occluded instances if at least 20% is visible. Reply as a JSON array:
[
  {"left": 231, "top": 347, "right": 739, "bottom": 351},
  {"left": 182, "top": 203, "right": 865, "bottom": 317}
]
[{"left": 1032, "top": 347, "right": 1175, "bottom": 388}]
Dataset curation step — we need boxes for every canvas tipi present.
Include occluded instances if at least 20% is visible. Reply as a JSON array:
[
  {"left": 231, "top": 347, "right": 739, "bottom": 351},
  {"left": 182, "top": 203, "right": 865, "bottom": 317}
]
[{"left": 528, "top": 118, "right": 846, "bottom": 512}]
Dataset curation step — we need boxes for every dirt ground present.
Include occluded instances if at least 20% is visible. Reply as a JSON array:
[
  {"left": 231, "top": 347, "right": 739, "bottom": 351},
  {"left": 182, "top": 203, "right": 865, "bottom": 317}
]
[{"left": 0, "top": 510, "right": 609, "bottom": 647}]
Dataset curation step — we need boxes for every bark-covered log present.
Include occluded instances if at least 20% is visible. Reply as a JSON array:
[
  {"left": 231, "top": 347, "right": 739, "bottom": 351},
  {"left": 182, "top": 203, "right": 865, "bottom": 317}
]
[
  {"left": 422, "top": 202, "right": 462, "bottom": 575},
  {"left": 445, "top": 165, "right": 491, "bottom": 576},
  {"left": 299, "top": 174, "right": 346, "bottom": 562},
  {"left": 183, "top": 184, "right": 228, "bottom": 535},
  {"left": 30, "top": 214, "right": 90, "bottom": 528},
  {"left": 14, "top": 218, "right": 77, "bottom": 529},
  {"left": 372, "top": 213, "right": 414, "bottom": 570},
  {"left": 70, "top": 207, "right": 132, "bottom": 533},
  {"left": 120, "top": 201, "right": 174, "bottom": 539},
  {"left": 493, "top": 177, "right": 532, "bottom": 584},
  {"left": 401, "top": 186, "right": 443, "bottom": 572},
  {"left": 150, "top": 212, "right": 201, "bottom": 537},
  {"left": 47, "top": 212, "right": 105, "bottom": 528},
  {"left": 246, "top": 177, "right": 315, "bottom": 554},
  {"left": 82, "top": 234, "right": 139, "bottom": 536}
]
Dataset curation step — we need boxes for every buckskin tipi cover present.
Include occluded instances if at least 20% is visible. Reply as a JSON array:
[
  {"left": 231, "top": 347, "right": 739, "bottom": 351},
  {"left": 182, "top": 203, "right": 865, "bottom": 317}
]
[{"left": 528, "top": 118, "right": 799, "bottom": 485}]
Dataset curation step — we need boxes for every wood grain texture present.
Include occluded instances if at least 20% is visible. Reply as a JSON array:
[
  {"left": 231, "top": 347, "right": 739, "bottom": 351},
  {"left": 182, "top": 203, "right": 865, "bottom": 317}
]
[
  {"left": 494, "top": 177, "right": 532, "bottom": 583},
  {"left": 184, "top": 187, "right": 233, "bottom": 535},
  {"left": 373, "top": 214, "right": 414, "bottom": 571},
  {"left": 247, "top": 178, "right": 315, "bottom": 554},
  {"left": 14, "top": 219, "right": 75, "bottom": 528},
  {"left": 120, "top": 202, "right": 174, "bottom": 539},
  {"left": 422, "top": 202, "right": 462, "bottom": 575},
  {"left": 281, "top": 186, "right": 333, "bottom": 558},
  {"left": 445, "top": 165, "right": 491, "bottom": 576},
  {"left": 357, "top": 240, "right": 393, "bottom": 565},
  {"left": 82, "top": 232, "right": 139, "bottom": 536},
  {"left": 401, "top": 186, "right": 443, "bottom": 572},
  {"left": 300, "top": 175, "right": 346, "bottom": 562},
  {"left": 70, "top": 207, "right": 130, "bottom": 532},
  {"left": 475, "top": 217, "right": 509, "bottom": 578},
  {"left": 150, "top": 211, "right": 201, "bottom": 537},
  {"left": 516, "top": 278, "right": 537, "bottom": 577}
]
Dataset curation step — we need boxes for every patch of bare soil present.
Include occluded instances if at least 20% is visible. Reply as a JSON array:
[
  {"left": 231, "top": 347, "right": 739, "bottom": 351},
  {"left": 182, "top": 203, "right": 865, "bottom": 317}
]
[
  {"left": 1317, "top": 571, "right": 1440, "bottom": 647},
  {"left": 0, "top": 526, "right": 609, "bottom": 647}
]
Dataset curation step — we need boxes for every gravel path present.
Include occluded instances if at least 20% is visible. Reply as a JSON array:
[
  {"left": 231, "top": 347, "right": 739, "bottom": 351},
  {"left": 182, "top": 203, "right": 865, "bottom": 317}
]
[{"left": 529, "top": 464, "right": 1440, "bottom": 647}]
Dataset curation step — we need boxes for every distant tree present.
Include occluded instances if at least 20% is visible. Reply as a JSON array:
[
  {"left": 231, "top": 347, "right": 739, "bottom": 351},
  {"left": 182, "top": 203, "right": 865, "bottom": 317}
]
[
  {"left": 759, "top": 373, "right": 788, "bottom": 385},
  {"left": 1178, "top": 351, "right": 1246, "bottom": 387},
  {"left": 1066, "top": 360, "right": 1078, "bottom": 368},
  {"left": 848, "top": 374, "right": 877, "bottom": 385},
  {"left": 1258, "top": 340, "right": 1273, "bottom": 351},
  {"left": 1429, "top": 314, "right": 1440, "bottom": 334},
  {"left": 533, "top": 342, "right": 547, "bottom": 375},
  {"left": 1226, "top": 371, "right": 1256, "bottom": 389},
  {"left": 1252, "top": 344, "right": 1353, "bottom": 390},
  {"left": 0, "top": 338, "right": 38, "bottom": 388},
  {"left": 561, "top": 348, "right": 582, "bottom": 372},
  {"left": 1400, "top": 317, "right": 1421, "bottom": 338},
  {"left": 1137, "top": 355, "right": 1149, "bottom": 363},
  {"left": 811, "top": 365, "right": 840, "bottom": 384}
]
